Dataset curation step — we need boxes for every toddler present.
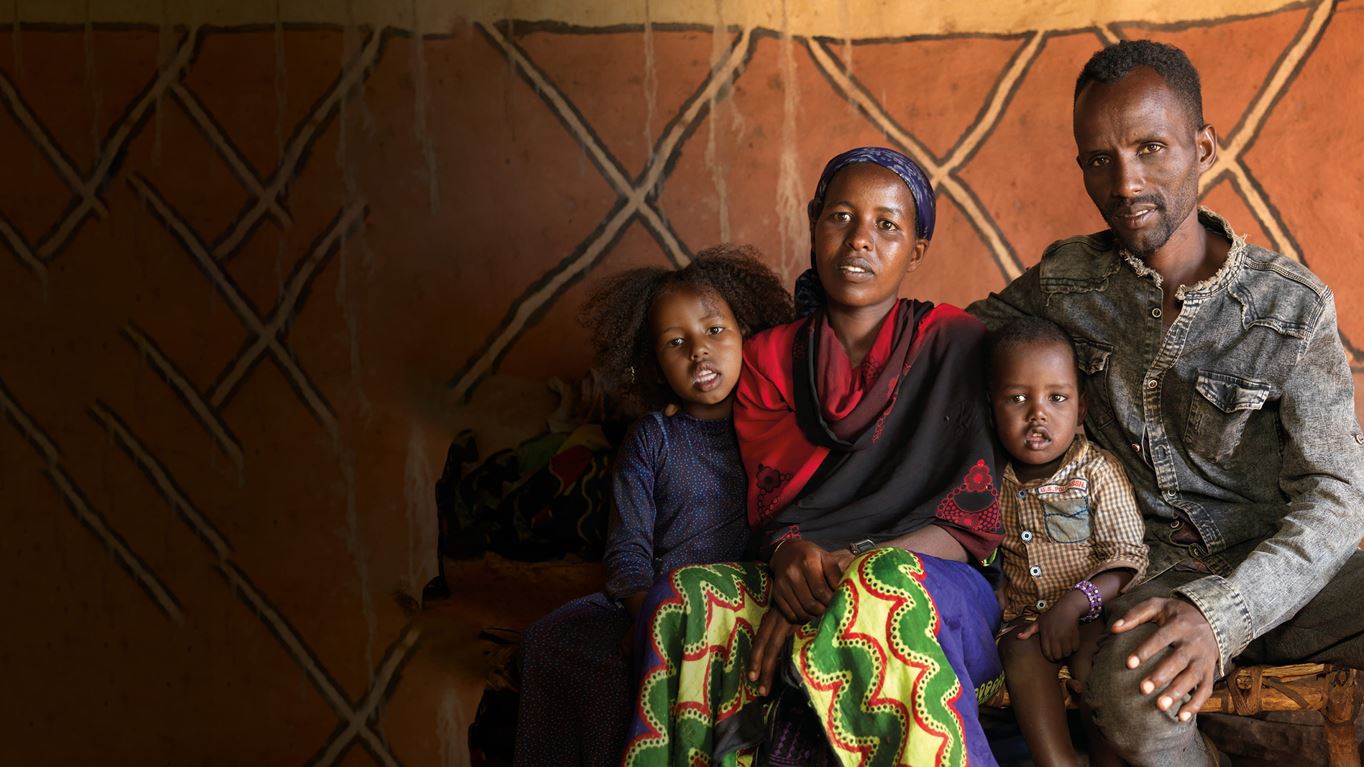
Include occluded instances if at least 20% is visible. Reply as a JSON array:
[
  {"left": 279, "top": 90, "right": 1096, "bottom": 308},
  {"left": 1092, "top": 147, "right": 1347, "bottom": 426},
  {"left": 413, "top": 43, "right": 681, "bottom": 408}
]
[{"left": 988, "top": 317, "right": 1148, "bottom": 767}]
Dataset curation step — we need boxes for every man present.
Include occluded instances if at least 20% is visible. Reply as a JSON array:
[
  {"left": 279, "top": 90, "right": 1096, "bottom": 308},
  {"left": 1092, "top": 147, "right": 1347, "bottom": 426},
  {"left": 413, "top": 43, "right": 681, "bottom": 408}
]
[{"left": 969, "top": 40, "right": 1364, "bottom": 766}]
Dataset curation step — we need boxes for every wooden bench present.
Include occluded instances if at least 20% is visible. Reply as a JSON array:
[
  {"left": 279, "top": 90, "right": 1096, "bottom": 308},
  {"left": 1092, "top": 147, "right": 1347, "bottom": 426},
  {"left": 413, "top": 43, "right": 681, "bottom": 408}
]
[{"left": 985, "top": 663, "right": 1361, "bottom": 766}]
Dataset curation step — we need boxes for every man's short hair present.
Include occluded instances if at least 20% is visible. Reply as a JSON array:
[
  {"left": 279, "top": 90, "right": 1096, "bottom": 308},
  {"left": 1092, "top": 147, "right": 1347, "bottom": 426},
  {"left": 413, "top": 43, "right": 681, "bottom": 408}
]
[{"left": 1074, "top": 40, "right": 1204, "bottom": 130}]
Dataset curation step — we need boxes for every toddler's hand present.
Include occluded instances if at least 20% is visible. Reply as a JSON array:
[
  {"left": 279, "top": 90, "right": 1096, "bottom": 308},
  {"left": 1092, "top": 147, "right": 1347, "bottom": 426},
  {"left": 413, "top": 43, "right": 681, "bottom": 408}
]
[{"left": 1017, "top": 602, "right": 1083, "bottom": 662}]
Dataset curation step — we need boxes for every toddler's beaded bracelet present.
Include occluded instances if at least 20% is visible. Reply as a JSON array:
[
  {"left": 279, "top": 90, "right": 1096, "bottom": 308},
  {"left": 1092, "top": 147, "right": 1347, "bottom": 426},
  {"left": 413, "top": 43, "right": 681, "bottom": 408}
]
[{"left": 1073, "top": 579, "right": 1103, "bottom": 623}]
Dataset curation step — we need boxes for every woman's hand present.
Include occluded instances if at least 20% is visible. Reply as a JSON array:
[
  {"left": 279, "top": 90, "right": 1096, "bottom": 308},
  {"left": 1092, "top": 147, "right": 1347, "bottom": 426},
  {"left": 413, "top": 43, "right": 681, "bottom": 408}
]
[
  {"left": 747, "top": 610, "right": 798, "bottom": 696},
  {"left": 769, "top": 539, "right": 847, "bottom": 623}
]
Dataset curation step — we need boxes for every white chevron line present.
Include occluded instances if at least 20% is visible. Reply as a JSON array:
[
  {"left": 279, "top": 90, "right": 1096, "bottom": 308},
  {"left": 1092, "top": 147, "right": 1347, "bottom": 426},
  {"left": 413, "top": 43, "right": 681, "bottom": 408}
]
[
  {"left": 128, "top": 174, "right": 339, "bottom": 440},
  {"left": 1200, "top": 0, "right": 1334, "bottom": 264},
  {"left": 90, "top": 402, "right": 233, "bottom": 559},
  {"left": 0, "top": 379, "right": 182, "bottom": 623},
  {"left": 0, "top": 69, "right": 109, "bottom": 218},
  {"left": 941, "top": 31, "right": 1047, "bottom": 176},
  {"left": 45, "top": 466, "right": 185, "bottom": 623},
  {"left": 449, "top": 23, "right": 753, "bottom": 402},
  {"left": 1221, "top": 0, "right": 1333, "bottom": 151},
  {"left": 310, "top": 623, "right": 423, "bottom": 766},
  {"left": 0, "top": 220, "right": 43, "bottom": 276},
  {"left": 1219, "top": 165, "right": 1300, "bottom": 261},
  {"left": 123, "top": 323, "right": 245, "bottom": 470},
  {"left": 0, "top": 379, "right": 58, "bottom": 463},
  {"left": 0, "top": 30, "right": 195, "bottom": 273},
  {"left": 479, "top": 23, "right": 691, "bottom": 264},
  {"left": 171, "top": 82, "right": 292, "bottom": 228},
  {"left": 91, "top": 400, "right": 403, "bottom": 767},
  {"left": 211, "top": 29, "right": 382, "bottom": 262},
  {"left": 36, "top": 30, "right": 198, "bottom": 262},
  {"left": 209, "top": 201, "right": 366, "bottom": 410}
]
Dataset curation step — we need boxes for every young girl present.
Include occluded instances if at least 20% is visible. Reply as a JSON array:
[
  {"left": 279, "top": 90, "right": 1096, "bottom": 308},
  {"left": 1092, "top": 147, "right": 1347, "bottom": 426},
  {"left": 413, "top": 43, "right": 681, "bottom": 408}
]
[{"left": 513, "top": 244, "right": 793, "bottom": 767}]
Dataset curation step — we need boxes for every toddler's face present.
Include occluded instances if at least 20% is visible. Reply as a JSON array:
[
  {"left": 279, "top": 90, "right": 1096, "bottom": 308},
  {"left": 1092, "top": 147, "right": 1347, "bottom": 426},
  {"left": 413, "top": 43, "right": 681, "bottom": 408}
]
[
  {"left": 990, "top": 340, "right": 1084, "bottom": 481},
  {"left": 649, "top": 286, "right": 743, "bottom": 420}
]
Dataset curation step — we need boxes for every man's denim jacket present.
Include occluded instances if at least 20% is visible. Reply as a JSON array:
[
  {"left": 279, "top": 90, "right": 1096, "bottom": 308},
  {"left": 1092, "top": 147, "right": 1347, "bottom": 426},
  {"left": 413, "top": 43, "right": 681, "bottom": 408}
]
[{"left": 969, "top": 208, "right": 1364, "bottom": 674}]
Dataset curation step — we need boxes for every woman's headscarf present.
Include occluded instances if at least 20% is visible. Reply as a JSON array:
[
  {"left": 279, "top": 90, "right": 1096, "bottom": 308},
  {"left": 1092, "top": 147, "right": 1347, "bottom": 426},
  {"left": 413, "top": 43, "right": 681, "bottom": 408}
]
[{"left": 794, "top": 146, "right": 937, "bottom": 317}]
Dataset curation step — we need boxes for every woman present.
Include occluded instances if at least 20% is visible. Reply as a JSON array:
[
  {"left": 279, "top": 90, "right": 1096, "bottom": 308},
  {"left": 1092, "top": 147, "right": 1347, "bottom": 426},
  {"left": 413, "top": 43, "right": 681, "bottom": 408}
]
[{"left": 622, "top": 147, "right": 1006, "bottom": 767}]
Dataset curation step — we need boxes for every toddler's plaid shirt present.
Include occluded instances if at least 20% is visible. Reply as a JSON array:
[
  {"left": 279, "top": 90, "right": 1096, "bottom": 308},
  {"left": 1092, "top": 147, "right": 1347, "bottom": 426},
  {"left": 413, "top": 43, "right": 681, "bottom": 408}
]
[{"left": 999, "top": 434, "right": 1148, "bottom": 623}]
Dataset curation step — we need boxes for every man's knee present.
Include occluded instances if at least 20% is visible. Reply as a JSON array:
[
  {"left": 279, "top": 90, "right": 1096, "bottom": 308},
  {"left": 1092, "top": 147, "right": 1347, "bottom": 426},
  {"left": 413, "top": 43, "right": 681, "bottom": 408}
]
[{"left": 1085, "top": 622, "right": 1198, "bottom": 759}]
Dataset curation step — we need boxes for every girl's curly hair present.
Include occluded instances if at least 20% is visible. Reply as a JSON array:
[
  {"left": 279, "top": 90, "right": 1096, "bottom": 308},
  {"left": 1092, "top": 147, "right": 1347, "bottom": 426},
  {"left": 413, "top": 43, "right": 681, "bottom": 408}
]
[{"left": 579, "top": 243, "right": 794, "bottom": 416}]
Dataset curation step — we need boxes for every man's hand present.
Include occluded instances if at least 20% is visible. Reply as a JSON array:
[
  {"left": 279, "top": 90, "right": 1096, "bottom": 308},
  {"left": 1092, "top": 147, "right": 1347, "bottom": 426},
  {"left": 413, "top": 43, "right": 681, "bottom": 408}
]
[
  {"left": 1111, "top": 596, "right": 1219, "bottom": 720},
  {"left": 1017, "top": 593, "right": 1085, "bottom": 662},
  {"left": 769, "top": 539, "right": 847, "bottom": 623},
  {"left": 746, "top": 610, "right": 798, "bottom": 696}
]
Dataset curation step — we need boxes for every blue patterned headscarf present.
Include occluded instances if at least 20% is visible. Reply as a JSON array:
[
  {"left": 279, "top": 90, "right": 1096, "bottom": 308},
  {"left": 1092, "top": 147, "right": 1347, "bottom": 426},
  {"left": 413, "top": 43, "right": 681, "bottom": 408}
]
[{"left": 795, "top": 146, "right": 936, "bottom": 316}]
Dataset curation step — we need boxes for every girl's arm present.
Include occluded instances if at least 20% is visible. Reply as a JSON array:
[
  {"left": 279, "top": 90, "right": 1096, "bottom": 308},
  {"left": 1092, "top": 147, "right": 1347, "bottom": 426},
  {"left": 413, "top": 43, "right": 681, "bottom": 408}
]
[
  {"left": 621, "top": 591, "right": 648, "bottom": 622},
  {"left": 603, "top": 417, "right": 663, "bottom": 606},
  {"left": 1018, "top": 566, "right": 1135, "bottom": 661}
]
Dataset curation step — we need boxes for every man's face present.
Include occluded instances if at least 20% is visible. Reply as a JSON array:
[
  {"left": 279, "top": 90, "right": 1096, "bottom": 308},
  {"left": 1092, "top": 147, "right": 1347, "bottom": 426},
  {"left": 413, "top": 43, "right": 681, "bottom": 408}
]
[{"left": 1073, "top": 66, "right": 1215, "bottom": 259}]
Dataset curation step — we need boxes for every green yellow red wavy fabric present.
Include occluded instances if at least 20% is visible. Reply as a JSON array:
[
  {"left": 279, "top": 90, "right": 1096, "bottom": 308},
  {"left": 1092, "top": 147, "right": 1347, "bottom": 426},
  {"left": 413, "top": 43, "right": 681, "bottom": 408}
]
[{"left": 623, "top": 548, "right": 1004, "bottom": 766}]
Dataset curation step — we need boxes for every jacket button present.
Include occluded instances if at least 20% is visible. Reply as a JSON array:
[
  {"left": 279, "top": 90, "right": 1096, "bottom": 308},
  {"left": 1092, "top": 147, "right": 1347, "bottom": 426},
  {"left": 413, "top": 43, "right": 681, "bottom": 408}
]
[
  {"left": 1029, "top": 565, "right": 1042, "bottom": 577},
  {"left": 1152, "top": 308, "right": 1163, "bottom": 318},
  {"left": 1146, "top": 378, "right": 1158, "bottom": 390},
  {"left": 1021, "top": 531, "right": 1033, "bottom": 542},
  {"left": 1131, "top": 443, "right": 1142, "bottom": 453},
  {"left": 1035, "top": 600, "right": 1048, "bottom": 610}
]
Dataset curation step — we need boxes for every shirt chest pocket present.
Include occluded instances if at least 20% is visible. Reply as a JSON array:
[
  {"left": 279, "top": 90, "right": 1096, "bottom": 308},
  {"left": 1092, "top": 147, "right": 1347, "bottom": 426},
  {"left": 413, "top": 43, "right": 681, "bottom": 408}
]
[
  {"left": 1185, "top": 370, "right": 1276, "bottom": 462},
  {"left": 1073, "top": 338, "right": 1115, "bottom": 430},
  {"left": 1041, "top": 492, "right": 1092, "bottom": 543}
]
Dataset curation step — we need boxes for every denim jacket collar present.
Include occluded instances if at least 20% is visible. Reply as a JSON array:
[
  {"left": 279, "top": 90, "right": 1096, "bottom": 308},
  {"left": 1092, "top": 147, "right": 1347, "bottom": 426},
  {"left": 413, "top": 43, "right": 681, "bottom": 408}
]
[{"left": 1116, "top": 207, "right": 1249, "bottom": 301}]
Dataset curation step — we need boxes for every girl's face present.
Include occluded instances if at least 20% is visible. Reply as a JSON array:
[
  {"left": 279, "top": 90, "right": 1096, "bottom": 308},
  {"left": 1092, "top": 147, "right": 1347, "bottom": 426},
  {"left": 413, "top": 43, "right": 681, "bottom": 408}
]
[
  {"left": 812, "top": 163, "right": 928, "bottom": 315},
  {"left": 649, "top": 285, "right": 744, "bottom": 420}
]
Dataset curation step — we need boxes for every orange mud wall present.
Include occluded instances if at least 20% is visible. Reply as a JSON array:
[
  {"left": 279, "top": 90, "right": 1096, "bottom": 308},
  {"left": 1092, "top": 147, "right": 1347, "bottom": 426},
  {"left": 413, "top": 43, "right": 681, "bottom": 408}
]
[{"left": 4, "top": 1, "right": 1364, "bottom": 765}]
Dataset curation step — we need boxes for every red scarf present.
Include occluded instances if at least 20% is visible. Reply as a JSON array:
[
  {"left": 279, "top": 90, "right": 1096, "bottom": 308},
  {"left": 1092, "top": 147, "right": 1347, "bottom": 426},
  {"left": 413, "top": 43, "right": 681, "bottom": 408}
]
[
  {"left": 736, "top": 302, "right": 910, "bottom": 527},
  {"left": 734, "top": 299, "right": 1003, "bottom": 564}
]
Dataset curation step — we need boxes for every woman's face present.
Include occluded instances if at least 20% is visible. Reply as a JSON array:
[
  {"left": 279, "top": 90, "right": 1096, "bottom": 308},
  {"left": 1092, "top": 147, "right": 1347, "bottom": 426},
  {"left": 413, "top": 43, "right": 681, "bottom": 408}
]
[{"left": 812, "top": 163, "right": 927, "bottom": 314}]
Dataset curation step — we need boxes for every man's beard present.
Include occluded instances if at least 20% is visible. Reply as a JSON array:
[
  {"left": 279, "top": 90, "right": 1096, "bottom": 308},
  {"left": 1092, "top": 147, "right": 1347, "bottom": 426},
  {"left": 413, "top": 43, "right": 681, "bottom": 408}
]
[{"left": 1106, "top": 194, "right": 1178, "bottom": 259}]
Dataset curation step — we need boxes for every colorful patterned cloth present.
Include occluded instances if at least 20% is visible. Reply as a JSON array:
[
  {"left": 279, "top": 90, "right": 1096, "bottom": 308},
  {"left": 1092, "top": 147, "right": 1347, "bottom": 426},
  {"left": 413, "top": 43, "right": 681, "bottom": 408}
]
[
  {"left": 432, "top": 423, "right": 616, "bottom": 563},
  {"left": 623, "top": 548, "right": 1004, "bottom": 767}
]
